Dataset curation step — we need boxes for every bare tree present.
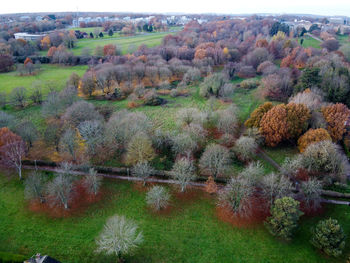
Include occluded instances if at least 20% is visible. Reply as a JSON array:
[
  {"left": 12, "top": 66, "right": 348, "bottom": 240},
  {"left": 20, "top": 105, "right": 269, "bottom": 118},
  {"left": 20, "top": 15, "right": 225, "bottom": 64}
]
[
  {"left": 46, "top": 173, "right": 74, "bottom": 209},
  {"left": 301, "top": 178, "right": 323, "bottom": 211},
  {"left": 131, "top": 161, "right": 154, "bottom": 186},
  {"left": 171, "top": 157, "right": 196, "bottom": 192},
  {"left": 96, "top": 215, "right": 143, "bottom": 260},
  {"left": 78, "top": 120, "right": 104, "bottom": 155},
  {"left": 24, "top": 171, "right": 46, "bottom": 203},
  {"left": 146, "top": 185, "right": 171, "bottom": 210},
  {"left": 11, "top": 87, "right": 26, "bottom": 108},
  {"left": 218, "top": 176, "right": 254, "bottom": 218},
  {"left": 260, "top": 173, "right": 294, "bottom": 206},
  {"left": 0, "top": 137, "right": 25, "bottom": 179},
  {"left": 83, "top": 168, "right": 102, "bottom": 196},
  {"left": 199, "top": 144, "right": 231, "bottom": 178}
]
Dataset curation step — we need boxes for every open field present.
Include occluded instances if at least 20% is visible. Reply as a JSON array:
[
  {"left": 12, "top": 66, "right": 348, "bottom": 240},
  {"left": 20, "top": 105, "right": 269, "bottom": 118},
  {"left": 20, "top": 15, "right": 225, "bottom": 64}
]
[
  {"left": 338, "top": 34, "right": 350, "bottom": 46},
  {"left": 0, "top": 173, "right": 349, "bottom": 263},
  {"left": 0, "top": 64, "right": 87, "bottom": 95},
  {"left": 71, "top": 32, "right": 173, "bottom": 55},
  {"left": 297, "top": 35, "right": 322, "bottom": 49}
]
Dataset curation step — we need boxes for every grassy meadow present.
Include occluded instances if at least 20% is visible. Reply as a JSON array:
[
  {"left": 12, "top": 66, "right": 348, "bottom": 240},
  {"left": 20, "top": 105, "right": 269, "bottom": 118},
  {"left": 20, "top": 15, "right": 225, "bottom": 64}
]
[
  {"left": 298, "top": 35, "right": 322, "bottom": 49},
  {"left": 72, "top": 32, "right": 172, "bottom": 55},
  {"left": 0, "top": 64, "right": 87, "bottom": 95},
  {"left": 0, "top": 173, "right": 349, "bottom": 263}
]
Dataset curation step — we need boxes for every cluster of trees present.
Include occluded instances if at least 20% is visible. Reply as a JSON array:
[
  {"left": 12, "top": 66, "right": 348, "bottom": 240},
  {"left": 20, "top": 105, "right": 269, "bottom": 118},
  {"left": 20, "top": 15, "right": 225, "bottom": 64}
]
[
  {"left": 24, "top": 163, "right": 102, "bottom": 210},
  {"left": 245, "top": 88, "right": 350, "bottom": 149}
]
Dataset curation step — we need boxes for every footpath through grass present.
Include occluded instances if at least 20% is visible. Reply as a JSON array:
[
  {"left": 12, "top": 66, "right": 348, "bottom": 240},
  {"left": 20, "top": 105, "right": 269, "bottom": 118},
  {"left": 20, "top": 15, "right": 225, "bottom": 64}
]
[
  {"left": 0, "top": 173, "right": 349, "bottom": 263},
  {"left": 0, "top": 64, "right": 87, "bottom": 95}
]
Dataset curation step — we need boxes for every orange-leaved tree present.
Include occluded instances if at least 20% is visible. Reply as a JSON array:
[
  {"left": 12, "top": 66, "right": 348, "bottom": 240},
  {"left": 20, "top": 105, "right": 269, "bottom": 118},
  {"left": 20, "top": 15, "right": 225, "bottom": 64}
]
[
  {"left": 285, "top": 103, "right": 310, "bottom": 140},
  {"left": 322, "top": 103, "right": 350, "bottom": 141},
  {"left": 297, "top": 128, "right": 331, "bottom": 152},
  {"left": 245, "top": 102, "right": 273, "bottom": 128},
  {"left": 259, "top": 104, "right": 289, "bottom": 147}
]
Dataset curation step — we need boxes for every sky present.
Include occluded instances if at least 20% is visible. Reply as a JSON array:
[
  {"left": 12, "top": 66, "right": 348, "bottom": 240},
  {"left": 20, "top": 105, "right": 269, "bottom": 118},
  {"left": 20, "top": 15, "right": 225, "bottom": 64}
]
[{"left": 1, "top": 0, "right": 350, "bottom": 16}]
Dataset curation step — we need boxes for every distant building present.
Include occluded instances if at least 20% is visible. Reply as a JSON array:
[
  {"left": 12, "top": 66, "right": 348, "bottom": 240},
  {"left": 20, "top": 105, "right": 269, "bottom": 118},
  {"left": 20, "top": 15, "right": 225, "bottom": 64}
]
[
  {"left": 329, "top": 17, "right": 346, "bottom": 25},
  {"left": 35, "top": 16, "right": 43, "bottom": 22},
  {"left": 19, "top": 15, "right": 31, "bottom": 22},
  {"left": 14, "top": 32, "right": 44, "bottom": 41}
]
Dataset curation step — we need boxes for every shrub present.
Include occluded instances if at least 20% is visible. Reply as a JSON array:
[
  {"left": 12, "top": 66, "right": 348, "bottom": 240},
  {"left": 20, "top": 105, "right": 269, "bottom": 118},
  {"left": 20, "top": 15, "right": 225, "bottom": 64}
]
[
  {"left": 322, "top": 103, "right": 350, "bottom": 141},
  {"left": 237, "top": 66, "right": 256, "bottom": 78},
  {"left": 144, "top": 89, "right": 163, "bottom": 106},
  {"left": 245, "top": 102, "right": 273, "bottom": 128},
  {"left": 199, "top": 144, "right": 231, "bottom": 178},
  {"left": 205, "top": 176, "right": 218, "bottom": 194},
  {"left": 310, "top": 218, "right": 345, "bottom": 257},
  {"left": 176, "top": 108, "right": 201, "bottom": 127},
  {"left": 96, "top": 215, "right": 143, "bottom": 260},
  {"left": 240, "top": 79, "right": 259, "bottom": 89},
  {"left": 126, "top": 133, "right": 156, "bottom": 165},
  {"left": 218, "top": 176, "right": 254, "bottom": 218},
  {"left": 199, "top": 73, "right": 229, "bottom": 98},
  {"left": 171, "top": 157, "right": 196, "bottom": 192},
  {"left": 297, "top": 128, "right": 331, "bottom": 152},
  {"left": 265, "top": 197, "right": 303, "bottom": 240},
  {"left": 131, "top": 161, "right": 154, "bottom": 186},
  {"left": 234, "top": 136, "right": 258, "bottom": 162},
  {"left": 146, "top": 185, "right": 171, "bottom": 210}
]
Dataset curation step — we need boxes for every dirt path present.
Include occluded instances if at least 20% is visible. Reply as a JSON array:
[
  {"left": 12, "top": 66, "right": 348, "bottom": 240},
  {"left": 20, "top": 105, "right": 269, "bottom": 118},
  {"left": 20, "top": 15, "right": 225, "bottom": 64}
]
[
  {"left": 21, "top": 164, "right": 350, "bottom": 205},
  {"left": 305, "top": 33, "right": 323, "bottom": 43}
]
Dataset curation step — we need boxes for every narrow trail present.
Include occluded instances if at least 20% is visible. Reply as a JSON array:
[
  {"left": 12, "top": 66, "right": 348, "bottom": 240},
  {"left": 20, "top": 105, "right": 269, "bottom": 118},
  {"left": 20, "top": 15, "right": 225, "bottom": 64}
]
[
  {"left": 20, "top": 164, "right": 349, "bottom": 205},
  {"left": 255, "top": 147, "right": 281, "bottom": 170},
  {"left": 305, "top": 33, "right": 323, "bottom": 43}
]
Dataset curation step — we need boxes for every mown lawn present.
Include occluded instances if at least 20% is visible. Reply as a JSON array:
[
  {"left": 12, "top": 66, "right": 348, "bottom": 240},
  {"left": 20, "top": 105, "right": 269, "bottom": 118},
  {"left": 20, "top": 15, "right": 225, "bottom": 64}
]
[
  {"left": 298, "top": 36, "right": 322, "bottom": 49},
  {"left": 0, "top": 64, "right": 87, "bottom": 95},
  {"left": 0, "top": 173, "right": 349, "bottom": 263},
  {"left": 71, "top": 32, "right": 173, "bottom": 56},
  {"left": 338, "top": 34, "right": 350, "bottom": 46}
]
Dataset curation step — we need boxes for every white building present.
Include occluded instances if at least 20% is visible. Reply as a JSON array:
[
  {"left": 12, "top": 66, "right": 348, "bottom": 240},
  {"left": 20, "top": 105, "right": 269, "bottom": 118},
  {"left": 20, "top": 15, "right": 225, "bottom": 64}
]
[{"left": 14, "top": 32, "right": 44, "bottom": 41}]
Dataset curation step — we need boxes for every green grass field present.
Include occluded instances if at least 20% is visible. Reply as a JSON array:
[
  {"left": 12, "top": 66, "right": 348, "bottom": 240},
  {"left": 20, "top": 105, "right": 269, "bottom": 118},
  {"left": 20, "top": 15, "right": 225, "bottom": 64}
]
[
  {"left": 337, "top": 34, "right": 350, "bottom": 46},
  {"left": 0, "top": 173, "right": 349, "bottom": 263},
  {"left": 71, "top": 32, "right": 172, "bottom": 55},
  {"left": 0, "top": 64, "right": 87, "bottom": 95},
  {"left": 298, "top": 35, "right": 322, "bottom": 49}
]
